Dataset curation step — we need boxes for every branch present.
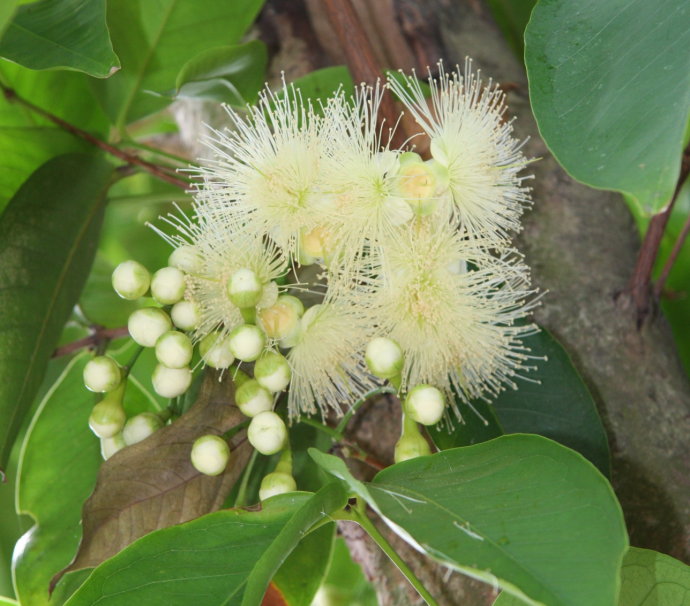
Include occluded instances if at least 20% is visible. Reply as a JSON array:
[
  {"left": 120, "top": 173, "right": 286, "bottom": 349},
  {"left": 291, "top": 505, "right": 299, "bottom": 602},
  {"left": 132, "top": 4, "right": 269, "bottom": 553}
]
[
  {"left": 52, "top": 326, "right": 129, "bottom": 358},
  {"left": 1, "top": 83, "right": 190, "bottom": 190}
]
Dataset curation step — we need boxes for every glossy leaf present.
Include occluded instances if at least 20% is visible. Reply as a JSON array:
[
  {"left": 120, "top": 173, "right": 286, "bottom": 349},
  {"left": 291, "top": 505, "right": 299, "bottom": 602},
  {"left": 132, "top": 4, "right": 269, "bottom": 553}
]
[
  {"left": 0, "top": 154, "right": 112, "bottom": 471},
  {"left": 0, "top": 598, "right": 18, "bottom": 606},
  {"left": 0, "top": 0, "right": 119, "bottom": 77},
  {"left": 96, "top": 0, "right": 265, "bottom": 129},
  {"left": 175, "top": 41, "right": 268, "bottom": 105},
  {"left": 0, "top": 1, "right": 18, "bottom": 37},
  {"left": 525, "top": 0, "right": 690, "bottom": 213},
  {"left": 312, "top": 435, "right": 628, "bottom": 606}
]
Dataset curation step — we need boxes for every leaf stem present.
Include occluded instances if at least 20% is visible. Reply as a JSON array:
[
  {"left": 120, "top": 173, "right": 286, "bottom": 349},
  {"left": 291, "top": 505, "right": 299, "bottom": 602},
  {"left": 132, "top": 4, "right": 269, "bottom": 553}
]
[
  {"left": 351, "top": 507, "right": 440, "bottom": 606},
  {"left": 52, "top": 325, "right": 129, "bottom": 358},
  {"left": 334, "top": 386, "right": 395, "bottom": 438},
  {"left": 123, "top": 139, "right": 192, "bottom": 166},
  {"left": 234, "top": 449, "right": 258, "bottom": 508}
]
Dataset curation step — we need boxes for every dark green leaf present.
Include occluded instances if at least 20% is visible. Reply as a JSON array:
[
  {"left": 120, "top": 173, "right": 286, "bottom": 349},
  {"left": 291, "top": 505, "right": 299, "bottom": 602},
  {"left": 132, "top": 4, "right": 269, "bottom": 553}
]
[
  {"left": 0, "top": 1, "right": 18, "bottom": 38},
  {"left": 486, "top": 0, "right": 536, "bottom": 56},
  {"left": 525, "top": 0, "right": 690, "bottom": 213},
  {"left": 175, "top": 41, "right": 268, "bottom": 105},
  {"left": 0, "top": 153, "right": 113, "bottom": 470},
  {"left": 0, "top": 0, "right": 119, "bottom": 77},
  {"left": 430, "top": 397, "right": 503, "bottom": 449}
]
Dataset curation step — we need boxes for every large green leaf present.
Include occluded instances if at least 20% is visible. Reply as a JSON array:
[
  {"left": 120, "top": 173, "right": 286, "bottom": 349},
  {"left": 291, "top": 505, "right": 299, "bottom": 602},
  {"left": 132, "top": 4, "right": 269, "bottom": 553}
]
[
  {"left": 95, "top": 0, "right": 265, "bottom": 130},
  {"left": 0, "top": 1, "right": 19, "bottom": 38},
  {"left": 0, "top": 154, "right": 113, "bottom": 471},
  {"left": 525, "top": 0, "right": 690, "bottom": 214},
  {"left": 0, "top": 0, "right": 119, "bottom": 77},
  {"left": 64, "top": 492, "right": 341, "bottom": 606},
  {"left": 312, "top": 435, "right": 628, "bottom": 606},
  {"left": 12, "top": 354, "right": 102, "bottom": 606}
]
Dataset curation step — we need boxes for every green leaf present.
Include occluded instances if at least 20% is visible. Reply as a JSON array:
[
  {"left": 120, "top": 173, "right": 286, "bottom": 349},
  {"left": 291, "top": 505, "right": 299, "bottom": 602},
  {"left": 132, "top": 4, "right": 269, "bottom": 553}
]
[
  {"left": 430, "top": 397, "right": 503, "bottom": 449},
  {"left": 175, "top": 41, "right": 268, "bottom": 105},
  {"left": 486, "top": 0, "right": 537, "bottom": 56},
  {"left": 525, "top": 0, "right": 690, "bottom": 214},
  {"left": 0, "top": 0, "right": 119, "bottom": 77},
  {"left": 0, "top": 0, "right": 19, "bottom": 38},
  {"left": 0, "top": 598, "right": 18, "bottom": 606},
  {"left": 13, "top": 354, "right": 102, "bottom": 606},
  {"left": 285, "top": 66, "right": 354, "bottom": 104},
  {"left": 64, "top": 493, "right": 324, "bottom": 606},
  {"left": 317, "top": 538, "right": 378, "bottom": 606},
  {"left": 0, "top": 153, "right": 113, "bottom": 471},
  {"left": 96, "top": 0, "right": 265, "bottom": 130}
]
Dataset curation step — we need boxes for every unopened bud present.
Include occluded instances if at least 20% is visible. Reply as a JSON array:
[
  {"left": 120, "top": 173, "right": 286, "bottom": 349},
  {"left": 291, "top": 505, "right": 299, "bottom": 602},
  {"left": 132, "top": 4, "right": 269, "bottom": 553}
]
[
  {"left": 405, "top": 384, "right": 445, "bottom": 426},
  {"left": 155, "top": 330, "right": 193, "bottom": 368},
  {"left": 100, "top": 432, "right": 126, "bottom": 460},
  {"left": 228, "top": 324, "right": 265, "bottom": 362},
  {"left": 257, "top": 281, "right": 279, "bottom": 309},
  {"left": 232, "top": 367, "right": 252, "bottom": 389},
  {"left": 259, "top": 472, "right": 297, "bottom": 501},
  {"left": 152, "top": 364, "right": 192, "bottom": 398},
  {"left": 128, "top": 307, "right": 172, "bottom": 347},
  {"left": 236, "top": 379, "right": 273, "bottom": 417},
  {"left": 394, "top": 432, "right": 431, "bottom": 463},
  {"left": 83, "top": 355, "right": 121, "bottom": 393},
  {"left": 257, "top": 296, "right": 301, "bottom": 340},
  {"left": 171, "top": 300, "right": 201, "bottom": 331},
  {"left": 151, "top": 266, "right": 186, "bottom": 305},
  {"left": 226, "top": 268, "right": 263, "bottom": 308},
  {"left": 122, "top": 412, "right": 164, "bottom": 445},
  {"left": 199, "top": 332, "right": 235, "bottom": 369},
  {"left": 191, "top": 434, "right": 230, "bottom": 476},
  {"left": 168, "top": 245, "right": 202, "bottom": 274},
  {"left": 365, "top": 337, "right": 403, "bottom": 380},
  {"left": 254, "top": 351, "right": 291, "bottom": 393},
  {"left": 112, "top": 260, "right": 150, "bottom": 300},
  {"left": 89, "top": 393, "right": 126, "bottom": 439},
  {"left": 248, "top": 411, "right": 287, "bottom": 455}
]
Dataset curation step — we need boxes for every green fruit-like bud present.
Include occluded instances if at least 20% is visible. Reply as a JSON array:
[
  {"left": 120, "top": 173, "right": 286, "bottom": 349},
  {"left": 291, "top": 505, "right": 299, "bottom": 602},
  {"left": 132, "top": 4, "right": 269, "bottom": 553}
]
[
  {"left": 254, "top": 351, "right": 291, "bottom": 393},
  {"left": 226, "top": 268, "right": 263, "bottom": 308},
  {"left": 151, "top": 364, "right": 192, "bottom": 398},
  {"left": 190, "top": 434, "right": 230, "bottom": 476},
  {"left": 365, "top": 337, "right": 403, "bottom": 380},
  {"left": 232, "top": 367, "right": 251, "bottom": 389},
  {"left": 394, "top": 433, "right": 431, "bottom": 463},
  {"left": 155, "top": 330, "right": 193, "bottom": 368},
  {"left": 83, "top": 355, "right": 121, "bottom": 393},
  {"left": 100, "top": 432, "right": 126, "bottom": 460},
  {"left": 259, "top": 472, "right": 297, "bottom": 501},
  {"left": 122, "top": 412, "right": 164, "bottom": 445},
  {"left": 248, "top": 411, "right": 287, "bottom": 455},
  {"left": 89, "top": 392, "right": 126, "bottom": 439},
  {"left": 112, "top": 260, "right": 150, "bottom": 300},
  {"left": 199, "top": 332, "right": 235, "bottom": 369},
  {"left": 235, "top": 379, "right": 273, "bottom": 417},
  {"left": 405, "top": 384, "right": 445, "bottom": 426},
  {"left": 171, "top": 300, "right": 201, "bottom": 331},
  {"left": 228, "top": 324, "right": 265, "bottom": 362},
  {"left": 151, "top": 266, "right": 186, "bottom": 305},
  {"left": 128, "top": 307, "right": 172, "bottom": 347},
  {"left": 168, "top": 245, "right": 202, "bottom": 274}
]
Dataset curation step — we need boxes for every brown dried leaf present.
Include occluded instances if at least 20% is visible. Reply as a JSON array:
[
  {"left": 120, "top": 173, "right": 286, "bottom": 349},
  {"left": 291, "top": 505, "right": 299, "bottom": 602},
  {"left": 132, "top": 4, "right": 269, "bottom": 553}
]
[{"left": 54, "top": 370, "right": 250, "bottom": 585}]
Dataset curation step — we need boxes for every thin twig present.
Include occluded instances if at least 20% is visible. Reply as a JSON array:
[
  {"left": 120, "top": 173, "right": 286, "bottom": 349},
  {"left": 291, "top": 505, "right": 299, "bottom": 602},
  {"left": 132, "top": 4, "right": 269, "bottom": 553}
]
[
  {"left": 0, "top": 83, "right": 190, "bottom": 190},
  {"left": 52, "top": 326, "right": 129, "bottom": 358}
]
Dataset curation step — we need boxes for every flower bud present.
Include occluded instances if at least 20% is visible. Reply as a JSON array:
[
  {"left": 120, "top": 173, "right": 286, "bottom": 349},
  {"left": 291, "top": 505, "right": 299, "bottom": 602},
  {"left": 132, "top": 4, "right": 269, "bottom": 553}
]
[
  {"left": 394, "top": 432, "right": 431, "bottom": 463},
  {"left": 226, "top": 268, "right": 263, "bottom": 308},
  {"left": 83, "top": 355, "right": 121, "bottom": 393},
  {"left": 232, "top": 367, "right": 251, "bottom": 389},
  {"left": 152, "top": 364, "right": 192, "bottom": 398},
  {"left": 256, "top": 281, "right": 279, "bottom": 309},
  {"left": 259, "top": 472, "right": 297, "bottom": 501},
  {"left": 112, "top": 260, "right": 150, "bottom": 300},
  {"left": 168, "top": 245, "right": 202, "bottom": 274},
  {"left": 128, "top": 307, "right": 172, "bottom": 347},
  {"left": 248, "top": 411, "right": 287, "bottom": 455},
  {"left": 228, "top": 324, "right": 265, "bottom": 362},
  {"left": 405, "top": 384, "right": 445, "bottom": 426},
  {"left": 89, "top": 392, "right": 126, "bottom": 439},
  {"left": 100, "top": 432, "right": 125, "bottom": 460},
  {"left": 190, "top": 434, "right": 230, "bottom": 476},
  {"left": 254, "top": 351, "right": 291, "bottom": 393},
  {"left": 365, "top": 337, "right": 403, "bottom": 380},
  {"left": 155, "top": 330, "right": 193, "bottom": 368},
  {"left": 122, "top": 412, "right": 164, "bottom": 446},
  {"left": 235, "top": 379, "right": 273, "bottom": 417},
  {"left": 151, "top": 266, "right": 186, "bottom": 305},
  {"left": 171, "top": 300, "right": 201, "bottom": 331},
  {"left": 257, "top": 296, "right": 302, "bottom": 341},
  {"left": 199, "top": 332, "right": 235, "bottom": 369}
]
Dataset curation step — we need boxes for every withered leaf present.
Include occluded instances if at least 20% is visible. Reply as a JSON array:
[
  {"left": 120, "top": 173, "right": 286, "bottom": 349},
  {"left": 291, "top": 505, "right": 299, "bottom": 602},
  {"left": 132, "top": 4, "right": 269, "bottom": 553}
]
[{"left": 54, "top": 370, "right": 251, "bottom": 586}]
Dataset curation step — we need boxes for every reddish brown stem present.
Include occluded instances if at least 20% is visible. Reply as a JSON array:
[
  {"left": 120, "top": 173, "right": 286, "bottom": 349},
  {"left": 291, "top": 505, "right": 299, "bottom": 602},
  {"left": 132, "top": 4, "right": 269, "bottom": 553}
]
[
  {"left": 52, "top": 326, "right": 129, "bottom": 358},
  {"left": 1, "top": 84, "right": 189, "bottom": 190}
]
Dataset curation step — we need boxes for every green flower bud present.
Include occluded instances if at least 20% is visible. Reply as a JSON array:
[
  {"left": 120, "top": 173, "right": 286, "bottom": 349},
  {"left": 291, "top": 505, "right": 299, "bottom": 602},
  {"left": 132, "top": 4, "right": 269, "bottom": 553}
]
[
  {"left": 112, "top": 260, "right": 150, "bottom": 300},
  {"left": 171, "top": 300, "right": 201, "bottom": 331},
  {"left": 394, "top": 432, "right": 431, "bottom": 463},
  {"left": 236, "top": 379, "right": 273, "bottom": 417},
  {"left": 254, "top": 351, "right": 291, "bottom": 393},
  {"left": 404, "top": 385, "right": 445, "bottom": 426},
  {"left": 248, "top": 411, "right": 287, "bottom": 455},
  {"left": 100, "top": 432, "right": 125, "bottom": 460},
  {"left": 228, "top": 324, "right": 265, "bottom": 362},
  {"left": 155, "top": 330, "right": 193, "bottom": 368},
  {"left": 256, "top": 281, "right": 279, "bottom": 309},
  {"left": 232, "top": 367, "right": 251, "bottom": 389},
  {"left": 89, "top": 390, "right": 126, "bottom": 439},
  {"left": 226, "top": 268, "right": 263, "bottom": 308},
  {"left": 259, "top": 471, "right": 297, "bottom": 501},
  {"left": 151, "top": 266, "right": 186, "bottom": 305},
  {"left": 190, "top": 434, "right": 230, "bottom": 476},
  {"left": 152, "top": 364, "right": 192, "bottom": 398},
  {"left": 83, "top": 355, "right": 121, "bottom": 393},
  {"left": 168, "top": 245, "right": 202, "bottom": 274},
  {"left": 365, "top": 337, "right": 403, "bottom": 380},
  {"left": 199, "top": 332, "right": 235, "bottom": 369},
  {"left": 128, "top": 307, "right": 172, "bottom": 347},
  {"left": 122, "top": 412, "right": 164, "bottom": 446}
]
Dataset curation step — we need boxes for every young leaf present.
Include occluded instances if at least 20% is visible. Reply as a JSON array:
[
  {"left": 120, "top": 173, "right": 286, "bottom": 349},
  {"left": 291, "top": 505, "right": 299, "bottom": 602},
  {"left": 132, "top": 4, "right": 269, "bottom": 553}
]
[
  {"left": 525, "top": 0, "right": 690, "bottom": 214},
  {"left": 0, "top": 153, "right": 113, "bottom": 472},
  {"left": 0, "top": 0, "right": 119, "bottom": 77}
]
